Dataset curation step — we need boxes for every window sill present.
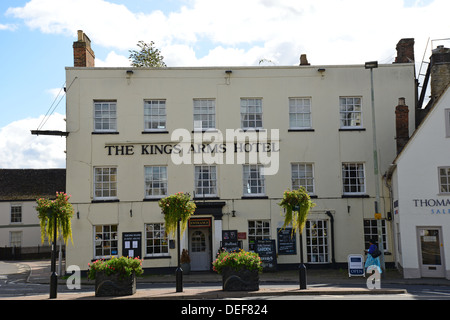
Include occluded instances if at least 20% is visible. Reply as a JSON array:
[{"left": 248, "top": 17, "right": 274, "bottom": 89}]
[
  {"left": 144, "top": 255, "right": 171, "bottom": 260},
  {"left": 339, "top": 128, "right": 366, "bottom": 132},
  {"left": 92, "top": 131, "right": 119, "bottom": 135},
  {"left": 143, "top": 197, "right": 164, "bottom": 202},
  {"left": 91, "top": 199, "right": 120, "bottom": 203},
  {"left": 288, "top": 128, "right": 315, "bottom": 132},
  {"left": 342, "top": 194, "right": 369, "bottom": 198},
  {"left": 142, "top": 130, "right": 169, "bottom": 134},
  {"left": 241, "top": 195, "right": 269, "bottom": 199}
]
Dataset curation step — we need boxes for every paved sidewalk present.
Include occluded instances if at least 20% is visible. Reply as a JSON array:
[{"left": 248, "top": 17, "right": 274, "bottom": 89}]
[{"left": 2, "top": 259, "right": 450, "bottom": 300}]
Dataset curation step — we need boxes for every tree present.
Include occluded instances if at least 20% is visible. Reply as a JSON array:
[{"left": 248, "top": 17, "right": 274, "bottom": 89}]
[{"left": 129, "top": 40, "right": 167, "bottom": 67}]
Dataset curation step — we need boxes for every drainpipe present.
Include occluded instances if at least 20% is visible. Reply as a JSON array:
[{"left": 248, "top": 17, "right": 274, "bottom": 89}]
[{"left": 325, "top": 210, "right": 336, "bottom": 268}]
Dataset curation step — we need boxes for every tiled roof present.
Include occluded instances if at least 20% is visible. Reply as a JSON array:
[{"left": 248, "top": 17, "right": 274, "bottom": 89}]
[{"left": 0, "top": 169, "right": 66, "bottom": 201}]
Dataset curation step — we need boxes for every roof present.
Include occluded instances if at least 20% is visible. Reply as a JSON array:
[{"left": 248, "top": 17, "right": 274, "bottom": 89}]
[{"left": 0, "top": 169, "right": 66, "bottom": 201}]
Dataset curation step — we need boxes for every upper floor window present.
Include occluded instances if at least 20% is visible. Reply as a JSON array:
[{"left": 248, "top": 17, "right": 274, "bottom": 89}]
[
  {"left": 291, "top": 163, "right": 315, "bottom": 194},
  {"left": 94, "top": 167, "right": 118, "bottom": 200},
  {"left": 241, "top": 98, "right": 263, "bottom": 129},
  {"left": 145, "top": 166, "right": 168, "bottom": 198},
  {"left": 10, "top": 204, "right": 22, "bottom": 224},
  {"left": 195, "top": 165, "right": 217, "bottom": 197},
  {"left": 289, "top": 98, "right": 312, "bottom": 129},
  {"left": 340, "top": 97, "right": 362, "bottom": 129},
  {"left": 342, "top": 163, "right": 366, "bottom": 195},
  {"left": 439, "top": 167, "right": 450, "bottom": 194},
  {"left": 94, "top": 101, "right": 117, "bottom": 132},
  {"left": 144, "top": 100, "right": 166, "bottom": 131},
  {"left": 194, "top": 99, "right": 216, "bottom": 131},
  {"left": 243, "top": 164, "right": 265, "bottom": 196}
]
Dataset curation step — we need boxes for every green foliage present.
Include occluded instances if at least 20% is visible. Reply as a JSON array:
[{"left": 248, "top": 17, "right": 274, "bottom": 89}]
[
  {"left": 36, "top": 192, "right": 74, "bottom": 244},
  {"left": 278, "top": 187, "right": 316, "bottom": 235},
  {"left": 212, "top": 249, "right": 263, "bottom": 274},
  {"left": 88, "top": 256, "right": 143, "bottom": 280},
  {"left": 158, "top": 192, "right": 196, "bottom": 238},
  {"left": 129, "top": 40, "right": 167, "bottom": 68}
]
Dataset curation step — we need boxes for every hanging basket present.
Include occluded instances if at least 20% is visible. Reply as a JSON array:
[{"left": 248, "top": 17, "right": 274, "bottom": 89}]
[
  {"left": 278, "top": 187, "right": 316, "bottom": 235},
  {"left": 158, "top": 192, "right": 196, "bottom": 238}
]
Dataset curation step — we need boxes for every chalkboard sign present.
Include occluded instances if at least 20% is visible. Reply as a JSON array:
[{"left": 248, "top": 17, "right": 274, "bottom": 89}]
[
  {"left": 255, "top": 239, "right": 277, "bottom": 271},
  {"left": 221, "top": 240, "right": 242, "bottom": 252},
  {"left": 222, "top": 230, "right": 238, "bottom": 241},
  {"left": 122, "top": 232, "right": 142, "bottom": 259},
  {"left": 277, "top": 228, "right": 296, "bottom": 255}
]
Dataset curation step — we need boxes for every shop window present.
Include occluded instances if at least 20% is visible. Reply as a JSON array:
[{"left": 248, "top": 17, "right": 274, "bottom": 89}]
[
  {"left": 145, "top": 223, "right": 169, "bottom": 257},
  {"left": 94, "top": 225, "right": 118, "bottom": 258},
  {"left": 248, "top": 220, "right": 270, "bottom": 251}
]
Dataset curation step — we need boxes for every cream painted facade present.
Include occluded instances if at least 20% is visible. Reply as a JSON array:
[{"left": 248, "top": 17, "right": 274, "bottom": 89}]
[
  {"left": 65, "top": 65, "right": 416, "bottom": 273},
  {"left": 389, "top": 87, "right": 450, "bottom": 279}
]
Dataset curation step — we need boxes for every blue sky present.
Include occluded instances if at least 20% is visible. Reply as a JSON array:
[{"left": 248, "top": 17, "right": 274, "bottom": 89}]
[{"left": 0, "top": 0, "right": 448, "bottom": 168}]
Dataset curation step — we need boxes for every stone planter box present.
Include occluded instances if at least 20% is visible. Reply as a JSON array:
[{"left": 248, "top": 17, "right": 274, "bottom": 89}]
[
  {"left": 222, "top": 268, "right": 259, "bottom": 291},
  {"left": 95, "top": 272, "right": 136, "bottom": 297}
]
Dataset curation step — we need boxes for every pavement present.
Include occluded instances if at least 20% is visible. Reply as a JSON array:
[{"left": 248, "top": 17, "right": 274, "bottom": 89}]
[{"left": 1, "top": 259, "right": 450, "bottom": 300}]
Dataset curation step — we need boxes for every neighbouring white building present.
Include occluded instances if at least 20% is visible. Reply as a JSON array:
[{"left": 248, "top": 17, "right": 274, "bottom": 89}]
[
  {"left": 65, "top": 32, "right": 416, "bottom": 274},
  {"left": 387, "top": 43, "right": 450, "bottom": 279}
]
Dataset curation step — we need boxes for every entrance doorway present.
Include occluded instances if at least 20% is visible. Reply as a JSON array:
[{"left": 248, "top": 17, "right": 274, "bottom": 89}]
[
  {"left": 418, "top": 227, "right": 445, "bottom": 278},
  {"left": 189, "top": 227, "right": 211, "bottom": 271}
]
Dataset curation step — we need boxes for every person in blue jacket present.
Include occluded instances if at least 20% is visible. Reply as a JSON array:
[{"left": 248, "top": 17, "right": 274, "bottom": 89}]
[{"left": 365, "top": 238, "right": 382, "bottom": 274}]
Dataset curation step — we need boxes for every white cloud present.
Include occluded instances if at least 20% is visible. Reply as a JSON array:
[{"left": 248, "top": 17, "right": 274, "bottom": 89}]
[
  {"left": 96, "top": 51, "right": 131, "bottom": 67},
  {"left": 6, "top": 0, "right": 450, "bottom": 68},
  {"left": 0, "top": 23, "right": 17, "bottom": 31},
  {"left": 0, "top": 113, "right": 66, "bottom": 169}
]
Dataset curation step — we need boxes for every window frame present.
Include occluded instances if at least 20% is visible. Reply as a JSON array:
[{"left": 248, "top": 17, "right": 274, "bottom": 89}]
[
  {"left": 194, "top": 165, "right": 217, "bottom": 197},
  {"left": 342, "top": 163, "right": 366, "bottom": 195},
  {"left": 305, "top": 219, "right": 329, "bottom": 264},
  {"left": 144, "top": 166, "right": 168, "bottom": 199},
  {"left": 339, "top": 97, "right": 362, "bottom": 129},
  {"left": 144, "top": 99, "right": 167, "bottom": 132},
  {"left": 291, "top": 163, "right": 315, "bottom": 194},
  {"left": 94, "top": 101, "right": 117, "bottom": 132},
  {"left": 193, "top": 99, "right": 216, "bottom": 131},
  {"left": 240, "top": 98, "right": 263, "bottom": 130},
  {"left": 93, "top": 167, "right": 118, "bottom": 200},
  {"left": 248, "top": 220, "right": 271, "bottom": 251},
  {"left": 94, "top": 224, "right": 119, "bottom": 259},
  {"left": 438, "top": 166, "right": 450, "bottom": 194},
  {"left": 289, "top": 97, "right": 312, "bottom": 129},
  {"left": 145, "top": 223, "right": 169, "bottom": 257},
  {"left": 363, "top": 219, "right": 387, "bottom": 252},
  {"left": 10, "top": 204, "right": 22, "bottom": 224},
  {"left": 445, "top": 109, "right": 450, "bottom": 138},
  {"left": 243, "top": 164, "right": 265, "bottom": 196}
]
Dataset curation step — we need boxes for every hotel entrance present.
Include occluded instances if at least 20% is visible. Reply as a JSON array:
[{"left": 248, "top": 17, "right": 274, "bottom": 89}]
[
  {"left": 188, "top": 218, "right": 212, "bottom": 271},
  {"left": 418, "top": 227, "right": 445, "bottom": 278}
]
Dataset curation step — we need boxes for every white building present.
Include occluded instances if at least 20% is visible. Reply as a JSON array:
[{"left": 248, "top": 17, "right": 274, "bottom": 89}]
[{"left": 65, "top": 32, "right": 416, "bottom": 273}]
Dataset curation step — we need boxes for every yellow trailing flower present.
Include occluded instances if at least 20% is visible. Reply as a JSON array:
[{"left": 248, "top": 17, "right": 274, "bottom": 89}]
[{"left": 278, "top": 187, "right": 315, "bottom": 236}]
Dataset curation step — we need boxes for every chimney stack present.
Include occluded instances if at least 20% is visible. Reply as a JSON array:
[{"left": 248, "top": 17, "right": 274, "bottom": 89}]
[
  {"left": 394, "top": 38, "right": 415, "bottom": 64},
  {"left": 73, "top": 30, "right": 95, "bottom": 67},
  {"left": 430, "top": 45, "right": 450, "bottom": 102},
  {"left": 300, "top": 54, "right": 310, "bottom": 66},
  {"left": 395, "top": 97, "right": 409, "bottom": 154}
]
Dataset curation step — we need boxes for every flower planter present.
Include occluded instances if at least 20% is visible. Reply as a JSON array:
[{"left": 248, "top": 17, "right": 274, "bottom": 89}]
[
  {"left": 222, "top": 268, "right": 259, "bottom": 291},
  {"left": 95, "top": 272, "right": 136, "bottom": 297}
]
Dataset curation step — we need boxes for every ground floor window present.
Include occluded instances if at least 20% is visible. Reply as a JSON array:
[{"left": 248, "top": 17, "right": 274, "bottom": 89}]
[
  {"left": 306, "top": 219, "right": 329, "bottom": 263},
  {"left": 248, "top": 220, "right": 270, "bottom": 251},
  {"left": 9, "top": 231, "right": 22, "bottom": 247},
  {"left": 94, "top": 225, "right": 118, "bottom": 258},
  {"left": 145, "top": 223, "right": 169, "bottom": 257},
  {"left": 363, "top": 219, "right": 387, "bottom": 251}
]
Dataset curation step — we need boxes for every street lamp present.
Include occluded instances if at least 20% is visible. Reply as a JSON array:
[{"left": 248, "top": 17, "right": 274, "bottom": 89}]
[{"left": 365, "top": 61, "right": 385, "bottom": 272}]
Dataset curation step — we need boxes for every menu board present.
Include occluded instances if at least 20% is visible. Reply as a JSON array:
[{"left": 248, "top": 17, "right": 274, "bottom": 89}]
[
  {"left": 255, "top": 239, "right": 277, "bottom": 271},
  {"left": 222, "top": 230, "right": 241, "bottom": 252},
  {"left": 277, "top": 228, "right": 297, "bottom": 255}
]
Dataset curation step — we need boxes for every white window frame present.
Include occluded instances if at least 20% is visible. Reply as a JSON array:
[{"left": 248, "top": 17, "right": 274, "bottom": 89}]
[
  {"left": 248, "top": 220, "right": 271, "bottom": 251},
  {"left": 342, "top": 163, "right": 366, "bottom": 195},
  {"left": 291, "top": 163, "right": 315, "bottom": 194},
  {"left": 94, "top": 224, "right": 119, "bottom": 259},
  {"left": 194, "top": 165, "right": 217, "bottom": 197},
  {"left": 94, "top": 101, "right": 117, "bottom": 132},
  {"left": 289, "top": 97, "right": 312, "bottom": 129},
  {"left": 10, "top": 204, "right": 22, "bottom": 224},
  {"left": 243, "top": 164, "right": 265, "bottom": 196},
  {"left": 145, "top": 223, "right": 169, "bottom": 257},
  {"left": 144, "top": 166, "right": 168, "bottom": 199},
  {"left": 339, "top": 97, "right": 362, "bottom": 129},
  {"left": 438, "top": 166, "right": 450, "bottom": 194},
  {"left": 241, "top": 98, "right": 263, "bottom": 129},
  {"left": 306, "top": 219, "right": 329, "bottom": 264},
  {"left": 9, "top": 231, "right": 22, "bottom": 247},
  {"left": 94, "top": 167, "right": 118, "bottom": 200},
  {"left": 193, "top": 99, "right": 216, "bottom": 131},
  {"left": 144, "top": 99, "right": 166, "bottom": 131}
]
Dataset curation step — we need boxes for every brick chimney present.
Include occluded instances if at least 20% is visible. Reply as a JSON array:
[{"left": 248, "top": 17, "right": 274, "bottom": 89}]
[
  {"left": 395, "top": 97, "right": 409, "bottom": 154},
  {"left": 394, "top": 38, "right": 415, "bottom": 63},
  {"left": 73, "top": 30, "right": 95, "bottom": 67},
  {"left": 299, "top": 54, "right": 310, "bottom": 66}
]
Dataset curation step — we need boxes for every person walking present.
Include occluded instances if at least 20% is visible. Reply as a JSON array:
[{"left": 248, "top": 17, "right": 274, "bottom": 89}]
[{"left": 365, "top": 238, "right": 382, "bottom": 274}]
